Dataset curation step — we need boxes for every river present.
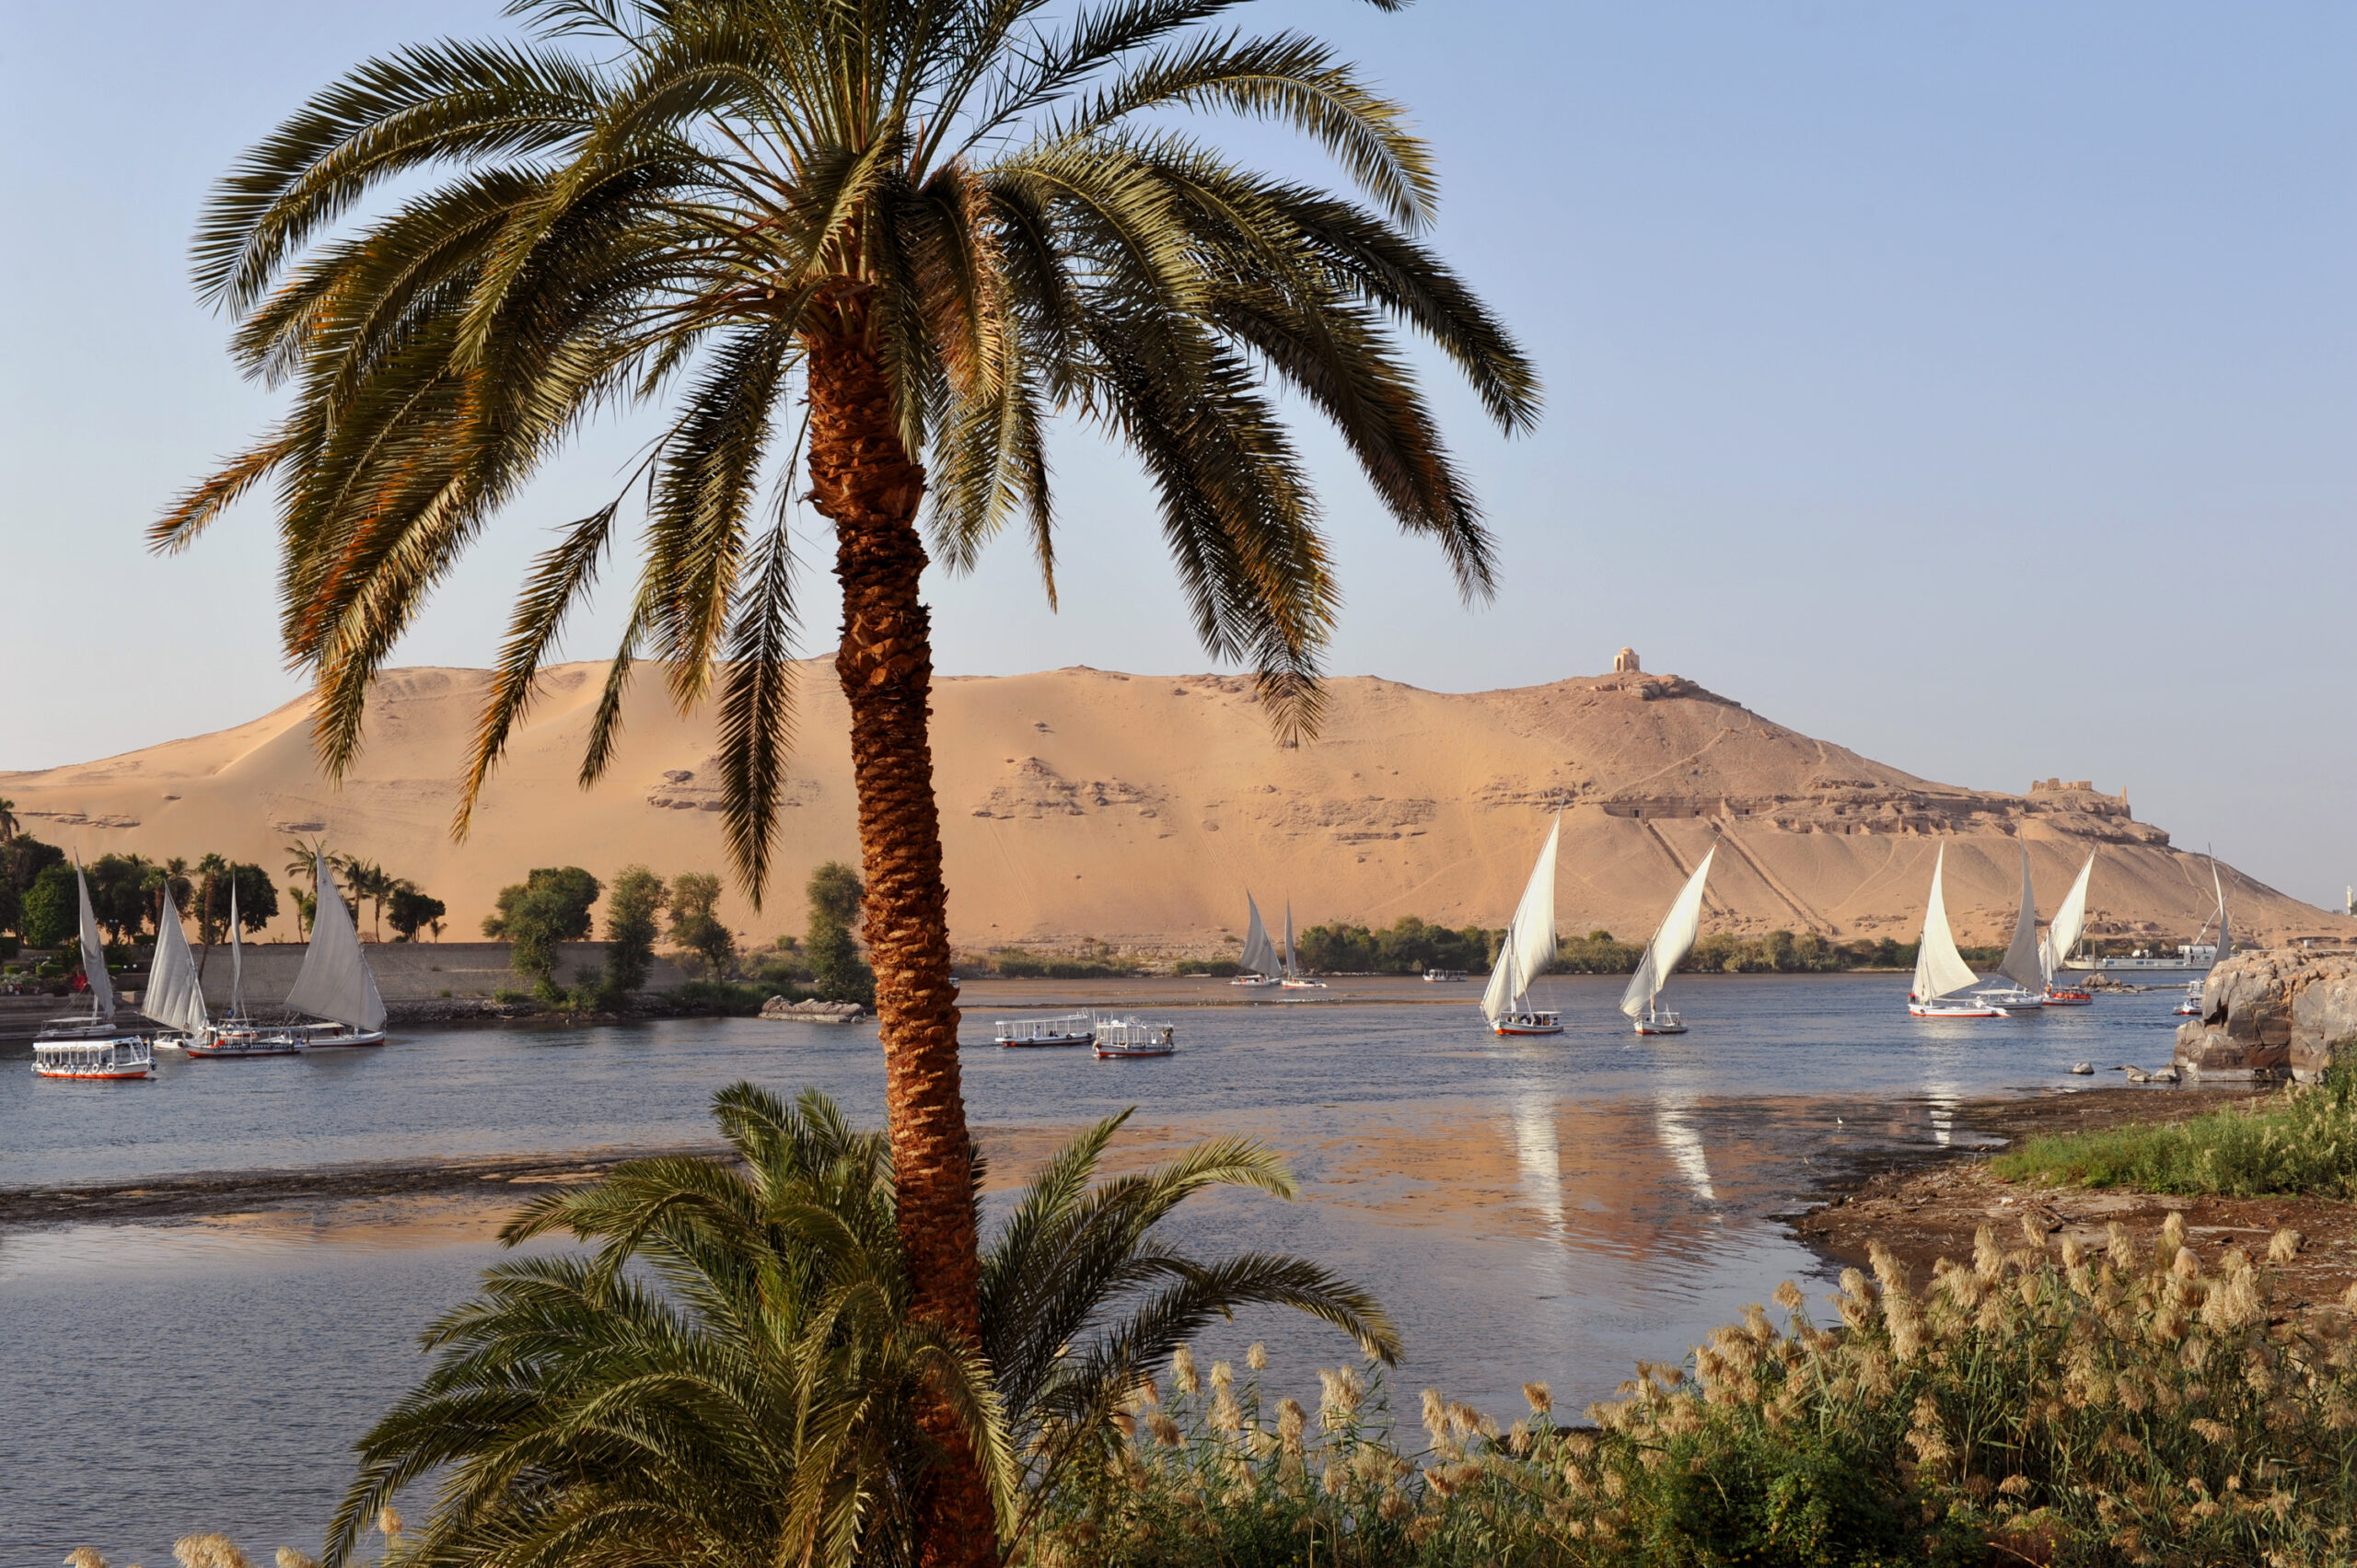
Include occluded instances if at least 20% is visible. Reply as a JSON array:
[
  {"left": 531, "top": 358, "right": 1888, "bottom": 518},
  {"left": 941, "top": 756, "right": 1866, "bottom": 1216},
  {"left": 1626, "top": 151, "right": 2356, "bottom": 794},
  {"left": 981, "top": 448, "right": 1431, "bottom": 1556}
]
[{"left": 0, "top": 973, "right": 2191, "bottom": 1562}]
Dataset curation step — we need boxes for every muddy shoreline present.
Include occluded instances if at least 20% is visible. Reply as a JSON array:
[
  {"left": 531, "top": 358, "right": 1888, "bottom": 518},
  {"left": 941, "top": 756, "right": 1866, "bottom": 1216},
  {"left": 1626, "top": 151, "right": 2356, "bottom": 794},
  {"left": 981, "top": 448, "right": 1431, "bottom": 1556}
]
[{"left": 1792, "top": 1084, "right": 2357, "bottom": 1307}]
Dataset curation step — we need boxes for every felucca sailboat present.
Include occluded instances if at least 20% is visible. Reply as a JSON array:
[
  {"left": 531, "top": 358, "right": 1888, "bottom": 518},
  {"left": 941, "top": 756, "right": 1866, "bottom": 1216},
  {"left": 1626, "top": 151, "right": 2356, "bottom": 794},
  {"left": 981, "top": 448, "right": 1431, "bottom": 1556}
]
[
  {"left": 1620, "top": 846, "right": 1716, "bottom": 1036},
  {"left": 1908, "top": 845, "right": 2004, "bottom": 1017},
  {"left": 1482, "top": 815, "right": 1563, "bottom": 1036},
  {"left": 2177, "top": 861, "right": 2232, "bottom": 1016},
  {"left": 1984, "top": 846, "right": 2049, "bottom": 1011},
  {"left": 2039, "top": 852, "right": 2096, "bottom": 1005},
  {"left": 186, "top": 885, "right": 305, "bottom": 1056},
  {"left": 286, "top": 848, "right": 389, "bottom": 1046},
  {"left": 1232, "top": 893, "right": 1283, "bottom": 986},
  {"left": 145, "top": 882, "right": 208, "bottom": 1051},
  {"left": 1278, "top": 901, "right": 1326, "bottom": 989}
]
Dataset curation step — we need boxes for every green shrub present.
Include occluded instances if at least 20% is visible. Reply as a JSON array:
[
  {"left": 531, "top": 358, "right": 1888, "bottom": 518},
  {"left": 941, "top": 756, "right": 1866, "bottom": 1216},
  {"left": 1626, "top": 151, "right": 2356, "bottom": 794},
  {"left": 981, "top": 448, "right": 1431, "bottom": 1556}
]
[
  {"left": 805, "top": 861, "right": 876, "bottom": 1005},
  {"left": 601, "top": 865, "right": 667, "bottom": 1000},
  {"left": 484, "top": 866, "right": 602, "bottom": 990},
  {"left": 989, "top": 947, "right": 1141, "bottom": 980},
  {"left": 1174, "top": 958, "right": 1241, "bottom": 977},
  {"left": 1296, "top": 915, "right": 1492, "bottom": 975},
  {"left": 19, "top": 863, "right": 77, "bottom": 950},
  {"left": 668, "top": 978, "right": 769, "bottom": 1015},
  {"left": 1997, "top": 1059, "right": 2357, "bottom": 1198}
]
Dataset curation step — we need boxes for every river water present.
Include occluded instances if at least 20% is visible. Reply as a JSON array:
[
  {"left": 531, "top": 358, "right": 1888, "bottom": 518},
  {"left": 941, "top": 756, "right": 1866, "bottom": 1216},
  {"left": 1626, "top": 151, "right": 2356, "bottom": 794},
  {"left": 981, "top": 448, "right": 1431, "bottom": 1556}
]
[{"left": 0, "top": 974, "right": 2192, "bottom": 1562}]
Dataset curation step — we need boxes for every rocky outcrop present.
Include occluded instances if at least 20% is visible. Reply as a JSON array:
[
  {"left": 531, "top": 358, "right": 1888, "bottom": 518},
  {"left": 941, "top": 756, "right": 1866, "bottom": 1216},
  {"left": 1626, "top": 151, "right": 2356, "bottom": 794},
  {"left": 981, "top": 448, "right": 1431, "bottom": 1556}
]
[
  {"left": 2175, "top": 950, "right": 2357, "bottom": 1083},
  {"left": 762, "top": 996, "right": 866, "bottom": 1024}
]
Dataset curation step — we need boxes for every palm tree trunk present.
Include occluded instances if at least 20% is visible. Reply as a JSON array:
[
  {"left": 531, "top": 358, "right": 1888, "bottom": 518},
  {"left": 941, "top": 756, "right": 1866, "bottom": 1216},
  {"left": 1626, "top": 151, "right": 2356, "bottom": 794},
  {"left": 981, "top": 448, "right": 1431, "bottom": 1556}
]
[{"left": 806, "top": 316, "right": 996, "bottom": 1568}]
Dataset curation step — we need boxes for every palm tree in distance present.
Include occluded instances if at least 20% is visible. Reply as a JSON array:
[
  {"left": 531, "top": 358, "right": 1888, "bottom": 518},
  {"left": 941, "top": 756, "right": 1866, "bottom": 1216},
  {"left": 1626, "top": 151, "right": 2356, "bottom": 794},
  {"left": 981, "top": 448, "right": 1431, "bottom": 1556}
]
[
  {"left": 283, "top": 838, "right": 325, "bottom": 939},
  {"left": 160, "top": 4, "right": 1533, "bottom": 1556},
  {"left": 324, "top": 1084, "right": 1394, "bottom": 1568},
  {"left": 0, "top": 797, "right": 18, "bottom": 844}
]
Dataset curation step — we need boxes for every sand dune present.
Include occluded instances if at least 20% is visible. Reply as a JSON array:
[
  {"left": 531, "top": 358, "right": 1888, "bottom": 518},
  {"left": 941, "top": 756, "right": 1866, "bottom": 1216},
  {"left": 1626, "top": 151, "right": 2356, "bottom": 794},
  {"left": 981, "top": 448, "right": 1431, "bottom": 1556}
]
[{"left": 5, "top": 662, "right": 2343, "bottom": 954}]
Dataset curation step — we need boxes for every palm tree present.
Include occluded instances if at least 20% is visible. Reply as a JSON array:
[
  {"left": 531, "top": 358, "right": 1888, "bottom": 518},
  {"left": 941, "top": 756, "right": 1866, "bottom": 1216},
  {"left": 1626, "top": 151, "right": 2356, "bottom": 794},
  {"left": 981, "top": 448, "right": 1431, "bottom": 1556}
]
[
  {"left": 0, "top": 797, "right": 18, "bottom": 844},
  {"left": 324, "top": 1084, "right": 1392, "bottom": 1568},
  {"left": 283, "top": 838, "right": 325, "bottom": 939},
  {"left": 193, "top": 852, "right": 231, "bottom": 947},
  {"left": 342, "top": 858, "right": 392, "bottom": 941},
  {"left": 161, "top": 5, "right": 1529, "bottom": 1553},
  {"left": 145, "top": 856, "right": 194, "bottom": 935}
]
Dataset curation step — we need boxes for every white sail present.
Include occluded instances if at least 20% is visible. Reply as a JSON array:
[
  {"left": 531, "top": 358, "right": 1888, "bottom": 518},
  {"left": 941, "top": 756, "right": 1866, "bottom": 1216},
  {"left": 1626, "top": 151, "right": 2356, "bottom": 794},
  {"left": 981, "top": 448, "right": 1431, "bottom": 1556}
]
[
  {"left": 145, "top": 883, "right": 209, "bottom": 1036},
  {"left": 1482, "top": 816, "right": 1562, "bottom": 1024},
  {"left": 1621, "top": 846, "right": 1717, "bottom": 1019},
  {"left": 2042, "top": 853, "right": 2096, "bottom": 981},
  {"left": 285, "top": 849, "right": 387, "bottom": 1031},
  {"left": 1911, "top": 845, "right": 1980, "bottom": 1003},
  {"left": 1996, "top": 846, "right": 2046, "bottom": 994},
  {"left": 2211, "top": 863, "right": 2231, "bottom": 968},
  {"left": 75, "top": 862, "right": 116, "bottom": 1020},
  {"left": 1238, "top": 894, "right": 1283, "bottom": 978},
  {"left": 229, "top": 883, "right": 245, "bottom": 1016},
  {"left": 1283, "top": 902, "right": 1297, "bottom": 981}
]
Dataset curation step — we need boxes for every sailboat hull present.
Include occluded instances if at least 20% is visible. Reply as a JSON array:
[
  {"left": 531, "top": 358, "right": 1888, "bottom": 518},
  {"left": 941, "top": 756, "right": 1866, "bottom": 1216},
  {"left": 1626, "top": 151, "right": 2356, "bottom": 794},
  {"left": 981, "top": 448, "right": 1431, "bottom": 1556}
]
[
  {"left": 1633, "top": 1018, "right": 1688, "bottom": 1036},
  {"left": 1492, "top": 1014, "right": 1563, "bottom": 1037},
  {"left": 297, "top": 1025, "right": 388, "bottom": 1047},
  {"left": 1908, "top": 1000, "right": 2007, "bottom": 1018}
]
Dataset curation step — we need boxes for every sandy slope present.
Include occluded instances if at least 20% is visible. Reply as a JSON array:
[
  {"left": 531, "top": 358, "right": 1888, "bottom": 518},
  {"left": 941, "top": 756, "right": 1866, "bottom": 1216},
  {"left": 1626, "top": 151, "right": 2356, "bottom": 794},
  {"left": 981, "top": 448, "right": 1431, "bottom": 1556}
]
[{"left": 5, "top": 663, "right": 2343, "bottom": 954}]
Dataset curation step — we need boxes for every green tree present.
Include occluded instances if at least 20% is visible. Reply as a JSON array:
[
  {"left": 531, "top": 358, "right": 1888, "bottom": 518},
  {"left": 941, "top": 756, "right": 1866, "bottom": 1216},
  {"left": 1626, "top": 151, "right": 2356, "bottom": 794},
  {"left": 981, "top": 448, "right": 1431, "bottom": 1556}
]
[
  {"left": 667, "top": 871, "right": 737, "bottom": 980},
  {"left": 806, "top": 861, "right": 876, "bottom": 1006},
  {"left": 192, "top": 853, "right": 232, "bottom": 945},
  {"left": 325, "top": 1085, "right": 1396, "bottom": 1568},
  {"left": 21, "top": 862, "right": 77, "bottom": 949},
  {"left": 386, "top": 884, "right": 447, "bottom": 943},
  {"left": 485, "top": 866, "right": 604, "bottom": 994},
  {"left": 0, "top": 797, "right": 17, "bottom": 843},
  {"left": 283, "top": 838, "right": 326, "bottom": 938},
  {"left": 336, "top": 857, "right": 395, "bottom": 941},
  {"left": 144, "top": 856, "right": 195, "bottom": 935},
  {"left": 87, "top": 854, "right": 154, "bottom": 942},
  {"left": 168, "top": 6, "right": 1529, "bottom": 1553},
  {"left": 601, "top": 865, "right": 667, "bottom": 999}
]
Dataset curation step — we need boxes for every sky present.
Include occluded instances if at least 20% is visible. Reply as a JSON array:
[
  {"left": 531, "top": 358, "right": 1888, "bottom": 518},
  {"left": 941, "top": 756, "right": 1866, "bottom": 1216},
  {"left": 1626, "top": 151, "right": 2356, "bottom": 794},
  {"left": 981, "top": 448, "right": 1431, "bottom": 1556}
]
[{"left": 2, "top": 1, "right": 2351, "bottom": 910}]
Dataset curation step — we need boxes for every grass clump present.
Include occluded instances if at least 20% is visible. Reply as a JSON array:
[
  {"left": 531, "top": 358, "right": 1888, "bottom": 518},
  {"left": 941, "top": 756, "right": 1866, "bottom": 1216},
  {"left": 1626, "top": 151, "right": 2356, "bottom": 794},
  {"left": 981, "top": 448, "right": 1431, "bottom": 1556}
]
[
  {"left": 1996, "top": 1057, "right": 2357, "bottom": 1198},
  {"left": 1033, "top": 1221, "right": 2357, "bottom": 1566}
]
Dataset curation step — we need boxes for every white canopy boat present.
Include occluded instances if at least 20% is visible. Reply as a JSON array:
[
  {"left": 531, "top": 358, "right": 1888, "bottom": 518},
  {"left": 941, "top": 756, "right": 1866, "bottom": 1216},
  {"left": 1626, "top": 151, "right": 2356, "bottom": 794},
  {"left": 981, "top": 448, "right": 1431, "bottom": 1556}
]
[
  {"left": 284, "top": 848, "right": 389, "bottom": 1047},
  {"left": 1277, "top": 902, "right": 1327, "bottom": 989},
  {"left": 1482, "top": 815, "right": 1563, "bottom": 1036},
  {"left": 993, "top": 1011, "right": 1093, "bottom": 1047},
  {"left": 1092, "top": 1016, "right": 1178, "bottom": 1058},
  {"left": 1620, "top": 845, "right": 1716, "bottom": 1036},
  {"left": 144, "top": 881, "right": 209, "bottom": 1051},
  {"left": 187, "top": 886, "right": 306, "bottom": 1058},
  {"left": 2038, "top": 852, "right": 2097, "bottom": 1005},
  {"left": 32, "top": 864, "right": 152, "bottom": 1080},
  {"left": 1909, "top": 845, "right": 2006, "bottom": 1017},
  {"left": 1231, "top": 893, "right": 1283, "bottom": 987}
]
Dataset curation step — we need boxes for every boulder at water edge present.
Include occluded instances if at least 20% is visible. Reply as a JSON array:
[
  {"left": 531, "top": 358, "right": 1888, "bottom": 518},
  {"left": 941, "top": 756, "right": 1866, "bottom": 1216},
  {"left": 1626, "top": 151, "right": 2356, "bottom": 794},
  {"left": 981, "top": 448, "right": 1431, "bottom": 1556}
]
[{"left": 2175, "top": 950, "right": 2357, "bottom": 1083}]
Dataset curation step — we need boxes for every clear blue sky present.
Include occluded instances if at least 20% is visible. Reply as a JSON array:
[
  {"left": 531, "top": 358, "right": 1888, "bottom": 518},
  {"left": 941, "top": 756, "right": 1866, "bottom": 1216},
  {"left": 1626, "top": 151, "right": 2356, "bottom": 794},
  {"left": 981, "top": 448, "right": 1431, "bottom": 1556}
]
[{"left": 3, "top": 1, "right": 2350, "bottom": 908}]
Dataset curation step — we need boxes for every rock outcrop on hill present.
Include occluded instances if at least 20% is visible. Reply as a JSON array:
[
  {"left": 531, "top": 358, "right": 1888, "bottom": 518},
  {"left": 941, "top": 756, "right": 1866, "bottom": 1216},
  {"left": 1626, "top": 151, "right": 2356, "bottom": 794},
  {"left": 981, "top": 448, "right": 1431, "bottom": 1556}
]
[
  {"left": 2176, "top": 950, "right": 2357, "bottom": 1082},
  {"left": 4, "top": 662, "right": 2347, "bottom": 954}
]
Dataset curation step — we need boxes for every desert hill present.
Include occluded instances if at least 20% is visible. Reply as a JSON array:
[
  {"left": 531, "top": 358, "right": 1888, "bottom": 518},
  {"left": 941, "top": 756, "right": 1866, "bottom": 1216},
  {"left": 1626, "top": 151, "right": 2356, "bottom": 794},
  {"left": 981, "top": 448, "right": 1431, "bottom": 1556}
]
[{"left": 6, "top": 661, "right": 2344, "bottom": 956}]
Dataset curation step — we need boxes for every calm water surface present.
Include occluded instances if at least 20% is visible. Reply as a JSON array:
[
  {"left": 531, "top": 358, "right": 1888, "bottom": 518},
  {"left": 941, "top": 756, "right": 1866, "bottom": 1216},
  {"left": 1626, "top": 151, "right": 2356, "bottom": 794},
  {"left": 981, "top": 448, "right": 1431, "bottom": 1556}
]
[{"left": 1, "top": 975, "right": 2192, "bottom": 1562}]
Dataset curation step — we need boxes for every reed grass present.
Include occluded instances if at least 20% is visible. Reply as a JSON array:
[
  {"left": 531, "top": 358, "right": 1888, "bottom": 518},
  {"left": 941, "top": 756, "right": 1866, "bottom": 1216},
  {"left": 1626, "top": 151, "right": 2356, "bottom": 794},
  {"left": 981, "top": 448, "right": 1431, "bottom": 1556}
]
[
  {"left": 1996, "top": 1057, "right": 2357, "bottom": 1198},
  {"left": 1028, "top": 1219, "right": 2357, "bottom": 1566}
]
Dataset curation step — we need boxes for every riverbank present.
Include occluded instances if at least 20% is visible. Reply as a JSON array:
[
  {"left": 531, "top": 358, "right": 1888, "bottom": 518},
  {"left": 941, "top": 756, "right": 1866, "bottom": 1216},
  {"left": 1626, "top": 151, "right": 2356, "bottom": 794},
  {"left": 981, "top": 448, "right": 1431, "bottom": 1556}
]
[{"left": 1794, "top": 1083, "right": 2357, "bottom": 1307}]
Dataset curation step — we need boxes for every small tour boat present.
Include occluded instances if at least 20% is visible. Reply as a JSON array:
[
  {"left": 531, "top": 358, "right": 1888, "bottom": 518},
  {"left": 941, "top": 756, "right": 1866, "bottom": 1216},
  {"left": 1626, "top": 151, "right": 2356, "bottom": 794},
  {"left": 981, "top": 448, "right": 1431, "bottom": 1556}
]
[
  {"left": 1093, "top": 1016, "right": 1177, "bottom": 1058},
  {"left": 994, "top": 1012, "right": 1092, "bottom": 1048},
  {"left": 33, "top": 1034, "right": 154, "bottom": 1080},
  {"left": 1482, "top": 814, "right": 1566, "bottom": 1037},
  {"left": 2173, "top": 981, "right": 2203, "bottom": 1017},
  {"left": 36, "top": 863, "right": 152, "bottom": 1076},
  {"left": 1623, "top": 846, "right": 1717, "bottom": 1038},
  {"left": 2041, "top": 985, "right": 2095, "bottom": 1006},
  {"left": 1422, "top": 969, "right": 1467, "bottom": 983}
]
